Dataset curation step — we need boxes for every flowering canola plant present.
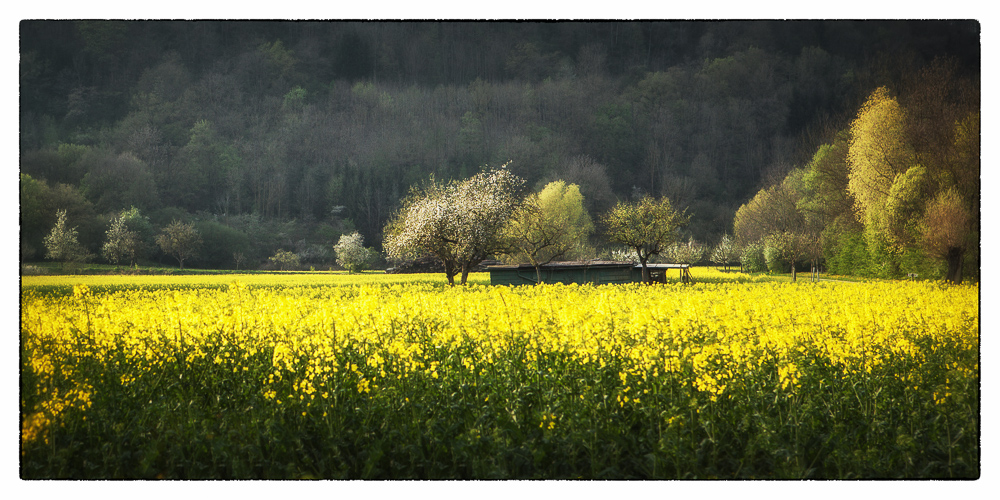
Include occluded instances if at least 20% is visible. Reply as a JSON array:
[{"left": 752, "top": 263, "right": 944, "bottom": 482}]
[{"left": 20, "top": 276, "right": 978, "bottom": 478}]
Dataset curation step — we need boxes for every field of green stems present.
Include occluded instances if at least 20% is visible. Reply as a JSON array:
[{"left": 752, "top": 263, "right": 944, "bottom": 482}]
[{"left": 20, "top": 271, "right": 978, "bottom": 479}]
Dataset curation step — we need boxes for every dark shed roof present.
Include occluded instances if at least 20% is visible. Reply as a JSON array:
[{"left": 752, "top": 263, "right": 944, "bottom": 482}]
[{"left": 486, "top": 261, "right": 689, "bottom": 286}]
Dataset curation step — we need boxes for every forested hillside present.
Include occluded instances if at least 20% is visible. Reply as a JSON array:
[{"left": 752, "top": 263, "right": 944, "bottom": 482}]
[{"left": 19, "top": 20, "right": 980, "bottom": 270}]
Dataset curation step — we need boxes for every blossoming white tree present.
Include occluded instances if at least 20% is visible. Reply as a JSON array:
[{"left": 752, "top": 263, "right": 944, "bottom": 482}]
[
  {"left": 710, "top": 233, "right": 743, "bottom": 271},
  {"left": 384, "top": 165, "right": 524, "bottom": 285},
  {"left": 334, "top": 231, "right": 377, "bottom": 273},
  {"left": 44, "top": 209, "right": 91, "bottom": 267},
  {"left": 665, "top": 236, "right": 707, "bottom": 265},
  {"left": 102, "top": 212, "right": 140, "bottom": 268}
]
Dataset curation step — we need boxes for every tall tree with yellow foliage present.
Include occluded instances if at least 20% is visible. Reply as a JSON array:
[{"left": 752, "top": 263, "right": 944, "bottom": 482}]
[
  {"left": 504, "top": 180, "right": 595, "bottom": 283},
  {"left": 847, "top": 85, "right": 978, "bottom": 282}
]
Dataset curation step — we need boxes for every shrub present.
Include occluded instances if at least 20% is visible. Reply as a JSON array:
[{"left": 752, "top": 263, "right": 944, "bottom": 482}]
[
  {"left": 269, "top": 249, "right": 301, "bottom": 271},
  {"left": 763, "top": 241, "right": 790, "bottom": 273},
  {"left": 740, "top": 242, "right": 767, "bottom": 273}
]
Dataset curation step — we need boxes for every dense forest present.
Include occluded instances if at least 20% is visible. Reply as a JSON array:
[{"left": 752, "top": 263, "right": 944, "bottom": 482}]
[{"left": 19, "top": 20, "right": 980, "bottom": 272}]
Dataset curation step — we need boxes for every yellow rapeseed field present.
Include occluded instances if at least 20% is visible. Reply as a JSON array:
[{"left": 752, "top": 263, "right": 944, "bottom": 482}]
[{"left": 21, "top": 275, "right": 978, "bottom": 458}]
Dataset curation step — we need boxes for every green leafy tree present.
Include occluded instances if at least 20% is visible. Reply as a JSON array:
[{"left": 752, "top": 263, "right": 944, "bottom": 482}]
[
  {"left": 25, "top": 179, "right": 103, "bottom": 258},
  {"left": 847, "top": 86, "right": 979, "bottom": 282},
  {"left": 269, "top": 249, "right": 301, "bottom": 271},
  {"left": 504, "top": 180, "right": 594, "bottom": 283},
  {"left": 43, "top": 209, "right": 91, "bottom": 267},
  {"left": 734, "top": 182, "right": 798, "bottom": 249},
  {"left": 164, "top": 120, "right": 237, "bottom": 212},
  {"left": 79, "top": 150, "right": 160, "bottom": 213},
  {"left": 800, "top": 131, "right": 857, "bottom": 231},
  {"left": 846, "top": 87, "right": 924, "bottom": 276},
  {"left": 384, "top": 165, "right": 524, "bottom": 285},
  {"left": 799, "top": 130, "right": 863, "bottom": 265},
  {"left": 601, "top": 196, "right": 688, "bottom": 283},
  {"left": 194, "top": 219, "right": 251, "bottom": 269},
  {"left": 334, "top": 232, "right": 377, "bottom": 273},
  {"left": 283, "top": 86, "right": 307, "bottom": 113},
  {"left": 740, "top": 241, "right": 767, "bottom": 273},
  {"left": 259, "top": 39, "right": 297, "bottom": 79},
  {"left": 20, "top": 173, "right": 50, "bottom": 259},
  {"left": 155, "top": 220, "right": 202, "bottom": 270},
  {"left": 734, "top": 169, "right": 822, "bottom": 281}
]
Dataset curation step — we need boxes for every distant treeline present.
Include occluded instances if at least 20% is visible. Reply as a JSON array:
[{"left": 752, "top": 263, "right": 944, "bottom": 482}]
[{"left": 20, "top": 20, "right": 980, "bottom": 268}]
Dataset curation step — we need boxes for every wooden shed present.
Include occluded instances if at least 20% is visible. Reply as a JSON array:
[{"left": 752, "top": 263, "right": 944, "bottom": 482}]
[
  {"left": 638, "top": 263, "right": 694, "bottom": 284},
  {"left": 486, "top": 261, "right": 691, "bottom": 285}
]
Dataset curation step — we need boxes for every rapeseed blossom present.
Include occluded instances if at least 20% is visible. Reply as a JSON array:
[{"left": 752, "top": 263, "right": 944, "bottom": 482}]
[{"left": 20, "top": 275, "right": 978, "bottom": 455}]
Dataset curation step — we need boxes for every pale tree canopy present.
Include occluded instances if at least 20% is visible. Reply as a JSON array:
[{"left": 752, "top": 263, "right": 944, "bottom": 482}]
[
  {"left": 710, "top": 233, "right": 741, "bottom": 270},
  {"left": 665, "top": 237, "right": 707, "bottom": 265},
  {"left": 44, "top": 209, "right": 91, "bottom": 265},
  {"left": 102, "top": 211, "right": 140, "bottom": 267},
  {"left": 334, "top": 231, "right": 377, "bottom": 273},
  {"left": 384, "top": 165, "right": 524, "bottom": 285},
  {"left": 504, "top": 180, "right": 594, "bottom": 283}
]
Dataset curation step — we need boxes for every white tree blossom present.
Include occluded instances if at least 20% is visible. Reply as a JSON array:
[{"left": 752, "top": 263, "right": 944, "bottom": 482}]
[
  {"left": 102, "top": 212, "right": 140, "bottom": 267},
  {"left": 664, "top": 236, "right": 707, "bottom": 265},
  {"left": 334, "top": 231, "right": 376, "bottom": 273},
  {"left": 384, "top": 164, "right": 524, "bottom": 285},
  {"left": 710, "top": 233, "right": 741, "bottom": 270},
  {"left": 44, "top": 209, "right": 91, "bottom": 265}
]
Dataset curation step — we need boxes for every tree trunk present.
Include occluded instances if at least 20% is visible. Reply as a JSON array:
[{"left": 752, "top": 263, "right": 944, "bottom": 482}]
[
  {"left": 459, "top": 258, "right": 481, "bottom": 286},
  {"left": 535, "top": 264, "right": 543, "bottom": 284},
  {"left": 443, "top": 258, "right": 456, "bottom": 286},
  {"left": 791, "top": 262, "right": 796, "bottom": 282},
  {"left": 946, "top": 246, "right": 964, "bottom": 284},
  {"left": 640, "top": 259, "right": 650, "bottom": 283}
]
